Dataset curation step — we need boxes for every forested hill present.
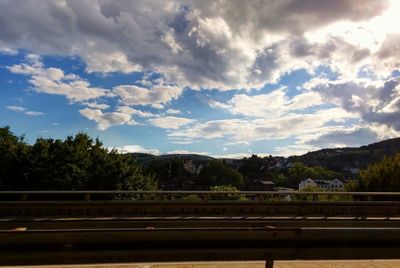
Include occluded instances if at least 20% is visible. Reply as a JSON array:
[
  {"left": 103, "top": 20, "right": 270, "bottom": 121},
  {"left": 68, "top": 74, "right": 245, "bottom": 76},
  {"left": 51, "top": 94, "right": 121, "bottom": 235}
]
[
  {"left": 288, "top": 137, "right": 400, "bottom": 173},
  {"left": 132, "top": 138, "right": 400, "bottom": 168}
]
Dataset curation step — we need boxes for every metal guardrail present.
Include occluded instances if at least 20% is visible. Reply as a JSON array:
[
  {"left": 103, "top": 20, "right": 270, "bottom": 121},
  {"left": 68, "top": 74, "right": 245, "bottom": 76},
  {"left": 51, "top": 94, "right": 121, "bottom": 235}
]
[
  {"left": 1, "top": 190, "right": 400, "bottom": 201},
  {"left": 2, "top": 200, "right": 400, "bottom": 218},
  {"left": 1, "top": 226, "right": 400, "bottom": 266},
  {"left": 1, "top": 191, "right": 400, "bottom": 267},
  {"left": 2, "top": 191, "right": 400, "bottom": 220}
]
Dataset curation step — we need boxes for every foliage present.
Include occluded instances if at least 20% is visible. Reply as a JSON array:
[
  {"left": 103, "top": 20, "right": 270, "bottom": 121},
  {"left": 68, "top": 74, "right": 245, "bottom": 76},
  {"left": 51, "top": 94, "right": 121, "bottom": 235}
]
[
  {"left": 0, "top": 126, "right": 156, "bottom": 191},
  {"left": 358, "top": 154, "right": 400, "bottom": 191},
  {"left": 297, "top": 186, "right": 351, "bottom": 201},
  {"left": 289, "top": 138, "right": 400, "bottom": 176},
  {"left": 273, "top": 173, "right": 289, "bottom": 187},
  {"left": 288, "top": 162, "right": 342, "bottom": 186},
  {"left": 0, "top": 126, "right": 30, "bottom": 189},
  {"left": 197, "top": 160, "right": 243, "bottom": 188},
  {"left": 146, "top": 158, "right": 189, "bottom": 189},
  {"left": 209, "top": 185, "right": 245, "bottom": 200}
]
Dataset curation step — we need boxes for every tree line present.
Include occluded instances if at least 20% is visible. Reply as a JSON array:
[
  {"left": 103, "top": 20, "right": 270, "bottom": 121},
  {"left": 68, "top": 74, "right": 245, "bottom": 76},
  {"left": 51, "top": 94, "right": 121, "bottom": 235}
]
[
  {"left": 1, "top": 126, "right": 399, "bottom": 192},
  {"left": 0, "top": 126, "right": 156, "bottom": 191}
]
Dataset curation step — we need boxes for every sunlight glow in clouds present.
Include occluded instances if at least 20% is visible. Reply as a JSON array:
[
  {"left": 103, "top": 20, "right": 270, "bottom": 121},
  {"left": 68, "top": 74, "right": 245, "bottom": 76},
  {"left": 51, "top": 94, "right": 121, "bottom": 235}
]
[{"left": 1, "top": 0, "right": 400, "bottom": 156}]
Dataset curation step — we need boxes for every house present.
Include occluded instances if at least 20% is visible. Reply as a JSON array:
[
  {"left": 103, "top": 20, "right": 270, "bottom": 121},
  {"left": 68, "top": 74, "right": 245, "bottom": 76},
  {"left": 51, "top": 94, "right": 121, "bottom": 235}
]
[
  {"left": 246, "top": 180, "right": 275, "bottom": 191},
  {"left": 299, "top": 178, "right": 318, "bottom": 190},
  {"left": 298, "top": 178, "right": 344, "bottom": 191},
  {"left": 328, "top": 178, "right": 345, "bottom": 191}
]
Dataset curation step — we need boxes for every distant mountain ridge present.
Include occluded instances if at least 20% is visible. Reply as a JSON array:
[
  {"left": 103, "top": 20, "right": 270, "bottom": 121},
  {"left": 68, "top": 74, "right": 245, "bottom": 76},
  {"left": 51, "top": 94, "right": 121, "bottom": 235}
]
[
  {"left": 130, "top": 153, "right": 214, "bottom": 166},
  {"left": 130, "top": 138, "right": 400, "bottom": 174},
  {"left": 288, "top": 137, "right": 400, "bottom": 175}
]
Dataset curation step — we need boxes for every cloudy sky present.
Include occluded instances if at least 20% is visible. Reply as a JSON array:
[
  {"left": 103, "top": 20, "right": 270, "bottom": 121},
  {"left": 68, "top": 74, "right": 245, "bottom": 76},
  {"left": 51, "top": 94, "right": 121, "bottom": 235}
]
[{"left": 1, "top": 0, "right": 400, "bottom": 157}]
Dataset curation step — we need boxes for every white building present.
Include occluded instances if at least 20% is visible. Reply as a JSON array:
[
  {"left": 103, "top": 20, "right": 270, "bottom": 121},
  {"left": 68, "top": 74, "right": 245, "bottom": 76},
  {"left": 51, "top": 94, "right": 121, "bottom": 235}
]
[
  {"left": 299, "top": 178, "right": 344, "bottom": 191},
  {"left": 299, "top": 178, "right": 318, "bottom": 189}
]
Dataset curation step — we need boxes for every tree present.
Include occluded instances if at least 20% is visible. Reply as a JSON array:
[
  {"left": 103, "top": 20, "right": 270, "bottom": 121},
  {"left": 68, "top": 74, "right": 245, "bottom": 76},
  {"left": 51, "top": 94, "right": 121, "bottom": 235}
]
[
  {"left": 210, "top": 185, "right": 244, "bottom": 200},
  {"left": 146, "top": 158, "right": 188, "bottom": 189},
  {"left": 197, "top": 160, "right": 243, "bottom": 188},
  {"left": 0, "top": 126, "right": 157, "bottom": 191},
  {"left": 0, "top": 126, "right": 30, "bottom": 189},
  {"left": 273, "top": 173, "right": 289, "bottom": 187},
  {"left": 288, "top": 162, "right": 342, "bottom": 186},
  {"left": 358, "top": 154, "right": 400, "bottom": 191}
]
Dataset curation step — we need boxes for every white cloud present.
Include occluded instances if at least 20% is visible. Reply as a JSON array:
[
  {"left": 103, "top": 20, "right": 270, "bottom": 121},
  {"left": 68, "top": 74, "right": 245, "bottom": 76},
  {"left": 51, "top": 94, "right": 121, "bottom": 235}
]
[
  {"left": 0, "top": 46, "right": 17, "bottom": 55},
  {"left": 274, "top": 144, "right": 319, "bottom": 157},
  {"left": 167, "top": 150, "right": 209, "bottom": 155},
  {"left": 116, "top": 106, "right": 158, "bottom": 118},
  {"left": 225, "top": 141, "right": 250, "bottom": 146},
  {"left": 112, "top": 145, "right": 160, "bottom": 155},
  {"left": 6, "top": 105, "right": 25, "bottom": 112},
  {"left": 169, "top": 107, "right": 358, "bottom": 144},
  {"left": 84, "top": 51, "right": 141, "bottom": 74},
  {"left": 166, "top": 108, "right": 181, "bottom": 114},
  {"left": 81, "top": 101, "right": 110, "bottom": 110},
  {"left": 8, "top": 55, "right": 110, "bottom": 102},
  {"left": 79, "top": 107, "right": 138, "bottom": 130},
  {"left": 6, "top": 105, "right": 44, "bottom": 116},
  {"left": 148, "top": 116, "right": 195, "bottom": 129},
  {"left": 114, "top": 84, "right": 183, "bottom": 107},
  {"left": 209, "top": 87, "right": 323, "bottom": 117},
  {"left": 25, "top": 111, "right": 44, "bottom": 116}
]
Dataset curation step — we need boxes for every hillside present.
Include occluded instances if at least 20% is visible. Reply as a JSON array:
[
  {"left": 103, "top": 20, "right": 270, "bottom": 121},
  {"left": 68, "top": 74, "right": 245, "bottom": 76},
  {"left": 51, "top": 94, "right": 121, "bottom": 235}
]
[
  {"left": 288, "top": 137, "right": 400, "bottom": 176},
  {"left": 129, "top": 138, "right": 400, "bottom": 182}
]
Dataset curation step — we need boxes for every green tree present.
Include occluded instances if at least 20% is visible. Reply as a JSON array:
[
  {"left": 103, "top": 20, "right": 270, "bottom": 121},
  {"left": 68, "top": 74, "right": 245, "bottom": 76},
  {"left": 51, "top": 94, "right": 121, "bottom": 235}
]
[
  {"left": 0, "top": 126, "right": 156, "bottom": 191},
  {"left": 358, "top": 154, "right": 400, "bottom": 191},
  {"left": 273, "top": 173, "right": 289, "bottom": 187},
  {"left": 288, "top": 162, "right": 342, "bottom": 186},
  {"left": 146, "top": 158, "right": 188, "bottom": 189},
  {"left": 197, "top": 160, "right": 243, "bottom": 188},
  {"left": 210, "top": 185, "right": 244, "bottom": 200},
  {"left": 0, "top": 126, "right": 30, "bottom": 189}
]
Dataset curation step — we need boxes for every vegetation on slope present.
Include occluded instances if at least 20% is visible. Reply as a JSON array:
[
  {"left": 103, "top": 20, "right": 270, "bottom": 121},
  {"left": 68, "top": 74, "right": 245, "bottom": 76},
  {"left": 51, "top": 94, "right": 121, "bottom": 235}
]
[
  {"left": 0, "top": 126, "right": 156, "bottom": 191},
  {"left": 358, "top": 153, "right": 400, "bottom": 192}
]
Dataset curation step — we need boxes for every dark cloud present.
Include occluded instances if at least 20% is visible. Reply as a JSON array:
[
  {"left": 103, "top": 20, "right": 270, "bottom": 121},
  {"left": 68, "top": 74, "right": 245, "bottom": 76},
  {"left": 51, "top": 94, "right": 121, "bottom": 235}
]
[
  {"left": 191, "top": 0, "right": 389, "bottom": 35},
  {"left": 0, "top": 0, "right": 390, "bottom": 90},
  {"left": 364, "top": 111, "right": 400, "bottom": 130},
  {"left": 309, "top": 77, "right": 400, "bottom": 131},
  {"left": 306, "top": 127, "right": 378, "bottom": 148},
  {"left": 99, "top": 1, "right": 121, "bottom": 21},
  {"left": 377, "top": 33, "right": 400, "bottom": 59}
]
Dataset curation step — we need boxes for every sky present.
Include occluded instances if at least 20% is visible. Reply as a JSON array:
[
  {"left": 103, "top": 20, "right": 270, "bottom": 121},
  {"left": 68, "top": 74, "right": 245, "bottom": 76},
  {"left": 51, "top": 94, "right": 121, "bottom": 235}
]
[{"left": 1, "top": 0, "right": 400, "bottom": 158}]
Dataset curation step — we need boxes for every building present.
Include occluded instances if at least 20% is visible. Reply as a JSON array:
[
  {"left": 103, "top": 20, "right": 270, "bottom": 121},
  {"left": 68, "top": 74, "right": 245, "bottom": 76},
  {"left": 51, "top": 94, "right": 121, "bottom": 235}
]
[
  {"left": 183, "top": 160, "right": 203, "bottom": 174},
  {"left": 246, "top": 180, "right": 275, "bottom": 191},
  {"left": 298, "top": 178, "right": 344, "bottom": 191},
  {"left": 299, "top": 178, "right": 318, "bottom": 189}
]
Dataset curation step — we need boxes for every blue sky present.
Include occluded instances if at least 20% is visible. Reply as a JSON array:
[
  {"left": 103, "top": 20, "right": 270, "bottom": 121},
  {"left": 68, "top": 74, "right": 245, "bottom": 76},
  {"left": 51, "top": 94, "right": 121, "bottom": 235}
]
[{"left": 1, "top": 0, "right": 400, "bottom": 157}]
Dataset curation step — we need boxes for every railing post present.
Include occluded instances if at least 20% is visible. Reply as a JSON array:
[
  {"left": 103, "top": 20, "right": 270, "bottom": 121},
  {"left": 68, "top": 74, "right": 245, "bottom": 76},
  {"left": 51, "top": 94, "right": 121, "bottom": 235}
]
[
  {"left": 20, "top": 194, "right": 28, "bottom": 201},
  {"left": 265, "top": 260, "right": 274, "bottom": 268},
  {"left": 84, "top": 193, "right": 91, "bottom": 201}
]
